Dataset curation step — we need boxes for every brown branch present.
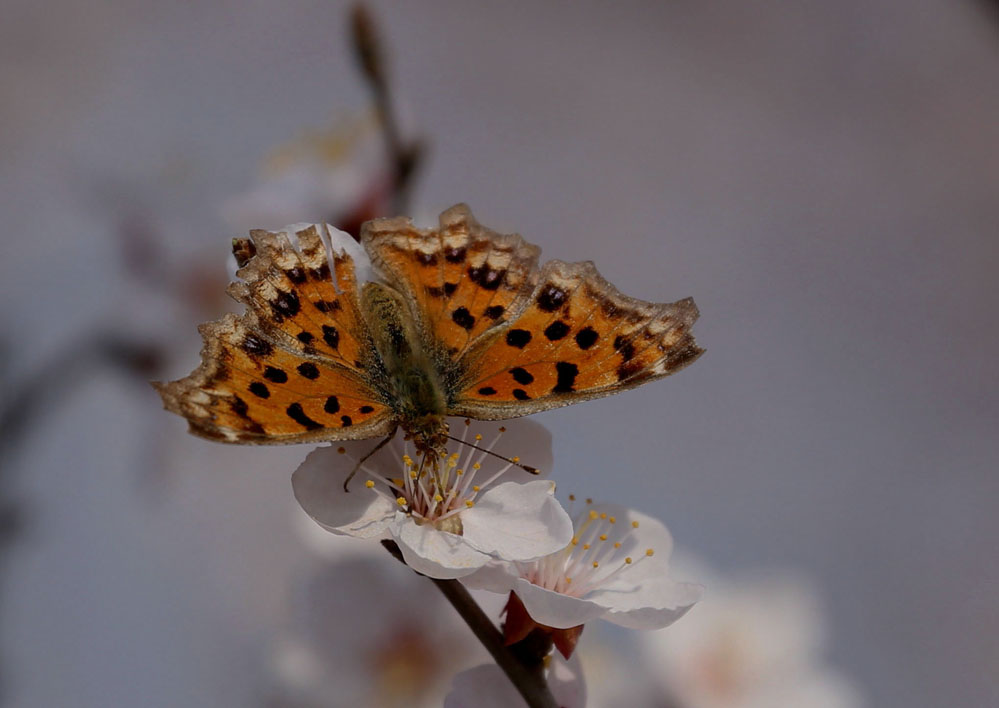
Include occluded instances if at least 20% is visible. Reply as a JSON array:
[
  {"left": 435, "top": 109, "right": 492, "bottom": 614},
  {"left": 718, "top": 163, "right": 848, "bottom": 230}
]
[{"left": 381, "top": 540, "right": 558, "bottom": 708}]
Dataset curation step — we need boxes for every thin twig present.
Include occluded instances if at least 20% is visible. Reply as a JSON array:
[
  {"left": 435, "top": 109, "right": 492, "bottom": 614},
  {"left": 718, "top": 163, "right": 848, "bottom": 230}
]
[
  {"left": 381, "top": 540, "right": 558, "bottom": 708},
  {"left": 350, "top": 3, "right": 425, "bottom": 216}
]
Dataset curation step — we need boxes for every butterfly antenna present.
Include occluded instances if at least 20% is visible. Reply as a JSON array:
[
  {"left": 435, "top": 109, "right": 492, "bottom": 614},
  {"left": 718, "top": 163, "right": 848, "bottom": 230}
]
[
  {"left": 445, "top": 435, "right": 540, "bottom": 475},
  {"left": 343, "top": 432, "right": 396, "bottom": 492}
]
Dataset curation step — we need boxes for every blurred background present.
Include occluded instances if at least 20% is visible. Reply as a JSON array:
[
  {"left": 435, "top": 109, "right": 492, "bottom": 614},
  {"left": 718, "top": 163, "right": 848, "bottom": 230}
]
[{"left": 1, "top": 1, "right": 997, "bottom": 706}]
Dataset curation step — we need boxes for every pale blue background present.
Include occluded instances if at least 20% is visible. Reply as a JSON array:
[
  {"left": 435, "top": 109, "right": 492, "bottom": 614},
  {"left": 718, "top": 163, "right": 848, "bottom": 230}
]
[{"left": 1, "top": 1, "right": 997, "bottom": 706}]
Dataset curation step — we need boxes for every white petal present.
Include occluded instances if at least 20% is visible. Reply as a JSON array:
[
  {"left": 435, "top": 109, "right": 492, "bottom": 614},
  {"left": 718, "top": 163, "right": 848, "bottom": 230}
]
[
  {"left": 392, "top": 514, "right": 491, "bottom": 579},
  {"left": 291, "top": 446, "right": 394, "bottom": 539},
  {"left": 594, "top": 579, "right": 704, "bottom": 630},
  {"left": 461, "top": 561, "right": 521, "bottom": 594},
  {"left": 462, "top": 481, "right": 573, "bottom": 561},
  {"left": 513, "top": 577, "right": 608, "bottom": 629}
]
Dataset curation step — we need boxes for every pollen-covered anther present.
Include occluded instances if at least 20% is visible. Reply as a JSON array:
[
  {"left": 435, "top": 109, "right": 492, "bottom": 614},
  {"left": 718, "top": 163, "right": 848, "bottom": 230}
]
[
  {"left": 474, "top": 434, "right": 483, "bottom": 441},
  {"left": 472, "top": 485, "right": 480, "bottom": 492},
  {"left": 599, "top": 534, "right": 608, "bottom": 541},
  {"left": 365, "top": 480, "right": 375, "bottom": 489},
  {"left": 434, "top": 493, "right": 443, "bottom": 502},
  {"left": 511, "top": 456, "right": 520, "bottom": 463},
  {"left": 473, "top": 463, "right": 481, "bottom": 470},
  {"left": 396, "top": 497, "right": 407, "bottom": 507},
  {"left": 337, "top": 447, "right": 346, "bottom": 454},
  {"left": 646, "top": 548, "right": 654, "bottom": 557},
  {"left": 592, "top": 562, "right": 599, "bottom": 568},
  {"left": 625, "top": 557, "right": 633, "bottom": 564},
  {"left": 632, "top": 520, "right": 640, "bottom": 528},
  {"left": 465, "top": 500, "right": 475, "bottom": 508}
]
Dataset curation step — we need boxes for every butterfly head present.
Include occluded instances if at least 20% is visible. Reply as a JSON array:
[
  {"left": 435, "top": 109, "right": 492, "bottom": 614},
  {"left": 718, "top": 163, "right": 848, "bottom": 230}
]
[{"left": 402, "top": 413, "right": 450, "bottom": 459}]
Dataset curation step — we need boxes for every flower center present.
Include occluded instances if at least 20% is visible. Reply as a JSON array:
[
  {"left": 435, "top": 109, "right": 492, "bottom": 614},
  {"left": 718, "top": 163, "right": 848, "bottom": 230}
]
[
  {"left": 340, "top": 422, "right": 521, "bottom": 528},
  {"left": 516, "top": 497, "right": 655, "bottom": 598}
]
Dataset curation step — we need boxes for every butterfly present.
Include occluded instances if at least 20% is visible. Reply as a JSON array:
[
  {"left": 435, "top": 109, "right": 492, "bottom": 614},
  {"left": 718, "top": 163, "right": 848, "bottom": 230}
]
[{"left": 155, "top": 204, "right": 702, "bottom": 475}]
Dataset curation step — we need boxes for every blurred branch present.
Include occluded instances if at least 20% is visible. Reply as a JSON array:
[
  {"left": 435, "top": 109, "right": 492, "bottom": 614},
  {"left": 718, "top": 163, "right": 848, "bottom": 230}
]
[
  {"left": 350, "top": 4, "right": 425, "bottom": 216},
  {"left": 381, "top": 540, "right": 558, "bottom": 708}
]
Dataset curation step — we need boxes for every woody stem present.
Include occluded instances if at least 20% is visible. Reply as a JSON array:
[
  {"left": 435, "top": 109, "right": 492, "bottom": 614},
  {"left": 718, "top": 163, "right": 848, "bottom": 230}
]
[{"left": 380, "top": 540, "right": 558, "bottom": 708}]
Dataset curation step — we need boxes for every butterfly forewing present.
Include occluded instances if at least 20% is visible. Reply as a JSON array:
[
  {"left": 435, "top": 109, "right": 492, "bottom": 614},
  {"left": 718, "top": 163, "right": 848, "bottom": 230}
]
[
  {"left": 156, "top": 225, "right": 394, "bottom": 443},
  {"left": 362, "top": 205, "right": 541, "bottom": 362},
  {"left": 451, "top": 259, "right": 702, "bottom": 419}
]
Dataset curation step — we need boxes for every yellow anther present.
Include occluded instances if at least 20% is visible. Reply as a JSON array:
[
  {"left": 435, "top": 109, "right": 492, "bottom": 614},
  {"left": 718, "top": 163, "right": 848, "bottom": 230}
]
[
  {"left": 600, "top": 512, "right": 607, "bottom": 519},
  {"left": 511, "top": 456, "right": 520, "bottom": 463},
  {"left": 434, "top": 494, "right": 443, "bottom": 502},
  {"left": 565, "top": 577, "right": 572, "bottom": 584},
  {"left": 632, "top": 520, "right": 640, "bottom": 528},
  {"left": 589, "top": 510, "right": 599, "bottom": 520},
  {"left": 456, "top": 469, "right": 464, "bottom": 476},
  {"left": 646, "top": 548, "right": 654, "bottom": 557},
  {"left": 465, "top": 500, "right": 475, "bottom": 508},
  {"left": 464, "top": 418, "right": 471, "bottom": 425},
  {"left": 609, "top": 516, "right": 616, "bottom": 524},
  {"left": 599, "top": 534, "right": 608, "bottom": 541},
  {"left": 571, "top": 537, "right": 579, "bottom": 546},
  {"left": 499, "top": 426, "right": 506, "bottom": 433},
  {"left": 474, "top": 434, "right": 483, "bottom": 441},
  {"left": 586, "top": 498, "right": 593, "bottom": 504},
  {"left": 472, "top": 485, "right": 480, "bottom": 492},
  {"left": 473, "top": 463, "right": 481, "bottom": 470},
  {"left": 583, "top": 544, "right": 591, "bottom": 550},
  {"left": 410, "top": 470, "right": 418, "bottom": 479},
  {"left": 396, "top": 497, "right": 407, "bottom": 507},
  {"left": 614, "top": 542, "right": 622, "bottom": 549},
  {"left": 625, "top": 557, "right": 633, "bottom": 564},
  {"left": 391, "top": 478, "right": 404, "bottom": 487},
  {"left": 568, "top": 494, "right": 576, "bottom": 501},
  {"left": 365, "top": 480, "right": 375, "bottom": 489},
  {"left": 337, "top": 447, "right": 346, "bottom": 454},
  {"left": 592, "top": 561, "right": 599, "bottom": 568}
]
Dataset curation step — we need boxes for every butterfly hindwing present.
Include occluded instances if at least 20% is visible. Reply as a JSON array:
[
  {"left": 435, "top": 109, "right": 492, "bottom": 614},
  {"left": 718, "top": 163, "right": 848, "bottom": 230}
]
[
  {"left": 451, "top": 259, "right": 702, "bottom": 419},
  {"left": 156, "top": 225, "right": 394, "bottom": 443}
]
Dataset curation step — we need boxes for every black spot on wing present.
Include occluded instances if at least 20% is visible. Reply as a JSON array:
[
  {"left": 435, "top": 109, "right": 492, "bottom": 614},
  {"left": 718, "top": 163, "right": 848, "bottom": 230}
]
[
  {"left": 510, "top": 367, "right": 535, "bottom": 385},
  {"left": 484, "top": 305, "right": 505, "bottom": 319},
  {"left": 445, "top": 246, "right": 466, "bottom": 263},
  {"left": 285, "top": 267, "right": 307, "bottom": 284},
  {"left": 536, "top": 283, "right": 567, "bottom": 312},
  {"left": 341, "top": 415, "right": 353, "bottom": 427},
  {"left": 553, "top": 362, "right": 579, "bottom": 393},
  {"left": 272, "top": 291, "right": 301, "bottom": 318},
  {"left": 444, "top": 282, "right": 458, "bottom": 296},
  {"left": 324, "top": 396, "right": 340, "bottom": 414},
  {"left": 360, "top": 405, "right": 375, "bottom": 414},
  {"left": 544, "top": 321, "right": 570, "bottom": 341},
  {"left": 614, "top": 335, "right": 636, "bottom": 362},
  {"left": 322, "top": 325, "right": 340, "bottom": 350},
  {"left": 416, "top": 251, "right": 438, "bottom": 266},
  {"left": 248, "top": 382, "right": 270, "bottom": 399},
  {"left": 287, "top": 403, "right": 322, "bottom": 430},
  {"left": 452, "top": 307, "right": 475, "bottom": 330},
  {"left": 297, "top": 331, "right": 315, "bottom": 345},
  {"left": 230, "top": 395, "right": 249, "bottom": 417},
  {"left": 242, "top": 334, "right": 273, "bottom": 358},
  {"left": 513, "top": 389, "right": 531, "bottom": 400},
  {"left": 506, "top": 329, "right": 532, "bottom": 348},
  {"left": 297, "top": 362, "right": 320, "bottom": 380},
  {"left": 478, "top": 387, "right": 497, "bottom": 396},
  {"left": 575, "top": 326, "right": 598, "bottom": 350},
  {"left": 314, "top": 300, "right": 340, "bottom": 313},
  {"left": 263, "top": 366, "right": 288, "bottom": 383},
  {"left": 468, "top": 265, "right": 505, "bottom": 290}
]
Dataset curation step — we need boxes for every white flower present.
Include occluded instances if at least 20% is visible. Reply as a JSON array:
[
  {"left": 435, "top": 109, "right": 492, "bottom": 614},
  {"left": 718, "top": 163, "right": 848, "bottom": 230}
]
[
  {"left": 264, "top": 548, "right": 491, "bottom": 708},
  {"left": 444, "top": 652, "right": 586, "bottom": 708},
  {"left": 640, "top": 558, "right": 864, "bottom": 708},
  {"left": 292, "top": 419, "right": 574, "bottom": 579},
  {"left": 221, "top": 112, "right": 391, "bottom": 234},
  {"left": 465, "top": 499, "right": 702, "bottom": 635}
]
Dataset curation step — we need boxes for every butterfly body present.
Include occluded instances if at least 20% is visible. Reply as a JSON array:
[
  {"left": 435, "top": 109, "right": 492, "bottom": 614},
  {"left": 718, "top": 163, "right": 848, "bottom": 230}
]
[{"left": 155, "top": 205, "right": 702, "bottom": 455}]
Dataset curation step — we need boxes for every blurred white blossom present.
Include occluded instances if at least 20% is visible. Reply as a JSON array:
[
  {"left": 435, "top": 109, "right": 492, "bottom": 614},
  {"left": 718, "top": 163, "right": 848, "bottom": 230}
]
[
  {"left": 640, "top": 558, "right": 863, "bottom": 708},
  {"left": 444, "top": 652, "right": 586, "bottom": 708}
]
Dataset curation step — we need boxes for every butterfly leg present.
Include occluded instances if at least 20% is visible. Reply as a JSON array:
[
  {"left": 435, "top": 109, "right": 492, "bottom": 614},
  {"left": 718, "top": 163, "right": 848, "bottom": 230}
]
[{"left": 343, "top": 428, "right": 398, "bottom": 492}]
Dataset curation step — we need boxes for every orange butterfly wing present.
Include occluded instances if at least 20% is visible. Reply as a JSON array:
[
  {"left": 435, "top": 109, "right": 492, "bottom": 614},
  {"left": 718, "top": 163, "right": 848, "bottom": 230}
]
[
  {"left": 155, "top": 225, "right": 394, "bottom": 443},
  {"left": 452, "top": 259, "right": 702, "bottom": 418},
  {"left": 362, "top": 205, "right": 541, "bottom": 362},
  {"left": 361, "top": 205, "right": 702, "bottom": 420}
]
